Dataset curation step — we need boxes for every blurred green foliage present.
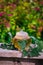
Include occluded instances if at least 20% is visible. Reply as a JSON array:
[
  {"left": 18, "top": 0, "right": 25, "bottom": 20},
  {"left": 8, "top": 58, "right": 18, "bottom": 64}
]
[{"left": 0, "top": 0, "right": 43, "bottom": 43}]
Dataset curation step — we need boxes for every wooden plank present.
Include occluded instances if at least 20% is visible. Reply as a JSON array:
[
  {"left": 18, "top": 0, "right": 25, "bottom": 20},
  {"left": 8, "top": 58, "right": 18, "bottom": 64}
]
[
  {"left": 0, "top": 48, "right": 43, "bottom": 65},
  {"left": 0, "top": 48, "right": 22, "bottom": 57},
  {"left": 0, "top": 48, "right": 43, "bottom": 59},
  {"left": 0, "top": 61, "right": 14, "bottom": 65}
]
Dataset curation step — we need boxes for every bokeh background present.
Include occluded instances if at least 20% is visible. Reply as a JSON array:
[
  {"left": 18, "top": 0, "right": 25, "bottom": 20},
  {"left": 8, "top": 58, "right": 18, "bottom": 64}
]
[{"left": 0, "top": 0, "right": 43, "bottom": 43}]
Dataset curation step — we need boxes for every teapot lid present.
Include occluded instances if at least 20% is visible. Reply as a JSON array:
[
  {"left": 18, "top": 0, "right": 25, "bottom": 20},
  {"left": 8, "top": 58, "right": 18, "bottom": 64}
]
[{"left": 14, "top": 30, "right": 30, "bottom": 40}]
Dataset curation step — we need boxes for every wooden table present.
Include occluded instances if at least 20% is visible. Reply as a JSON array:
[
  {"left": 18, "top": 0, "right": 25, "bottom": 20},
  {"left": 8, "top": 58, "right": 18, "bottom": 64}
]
[{"left": 0, "top": 48, "right": 43, "bottom": 65}]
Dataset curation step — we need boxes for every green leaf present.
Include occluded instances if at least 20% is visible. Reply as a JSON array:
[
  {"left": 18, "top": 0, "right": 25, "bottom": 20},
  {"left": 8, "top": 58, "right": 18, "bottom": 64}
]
[
  {"left": 18, "top": 40, "right": 26, "bottom": 50},
  {"left": 29, "top": 48, "right": 39, "bottom": 57},
  {"left": 30, "top": 36, "right": 36, "bottom": 44},
  {"left": 22, "top": 50, "right": 28, "bottom": 57}
]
